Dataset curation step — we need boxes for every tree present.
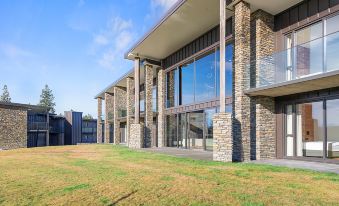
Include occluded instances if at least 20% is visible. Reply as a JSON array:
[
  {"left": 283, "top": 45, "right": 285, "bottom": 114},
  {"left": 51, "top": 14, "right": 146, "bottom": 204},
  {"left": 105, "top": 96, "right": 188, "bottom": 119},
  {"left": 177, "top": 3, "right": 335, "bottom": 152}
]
[
  {"left": 38, "top": 84, "right": 56, "bottom": 113},
  {"left": 0, "top": 85, "right": 11, "bottom": 102},
  {"left": 83, "top": 114, "right": 93, "bottom": 120}
]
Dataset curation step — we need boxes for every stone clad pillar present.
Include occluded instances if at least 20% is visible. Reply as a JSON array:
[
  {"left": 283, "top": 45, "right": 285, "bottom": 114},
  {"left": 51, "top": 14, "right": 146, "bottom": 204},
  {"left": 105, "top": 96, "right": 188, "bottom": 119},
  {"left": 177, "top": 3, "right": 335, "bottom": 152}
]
[
  {"left": 213, "top": 113, "right": 232, "bottom": 161},
  {"left": 233, "top": 1, "right": 251, "bottom": 162},
  {"left": 97, "top": 98, "right": 103, "bottom": 143},
  {"left": 157, "top": 68, "right": 165, "bottom": 147},
  {"left": 105, "top": 93, "right": 114, "bottom": 143},
  {"left": 251, "top": 10, "right": 276, "bottom": 159},
  {"left": 113, "top": 86, "right": 127, "bottom": 145},
  {"left": 144, "top": 63, "right": 153, "bottom": 148},
  {"left": 126, "top": 77, "right": 134, "bottom": 147}
]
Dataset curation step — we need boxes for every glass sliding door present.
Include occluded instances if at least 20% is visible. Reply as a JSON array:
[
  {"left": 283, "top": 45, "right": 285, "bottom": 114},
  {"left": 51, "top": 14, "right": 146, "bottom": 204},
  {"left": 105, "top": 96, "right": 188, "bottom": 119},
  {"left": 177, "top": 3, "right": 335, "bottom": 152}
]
[
  {"left": 188, "top": 111, "right": 205, "bottom": 150},
  {"left": 178, "top": 113, "right": 187, "bottom": 148},
  {"left": 205, "top": 108, "right": 216, "bottom": 151},
  {"left": 296, "top": 102, "right": 324, "bottom": 158},
  {"left": 166, "top": 114, "right": 177, "bottom": 147},
  {"left": 326, "top": 99, "right": 339, "bottom": 160}
]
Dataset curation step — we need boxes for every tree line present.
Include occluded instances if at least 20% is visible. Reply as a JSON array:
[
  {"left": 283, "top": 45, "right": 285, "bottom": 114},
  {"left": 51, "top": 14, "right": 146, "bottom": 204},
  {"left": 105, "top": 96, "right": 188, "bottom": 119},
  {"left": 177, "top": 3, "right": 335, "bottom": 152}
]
[{"left": 0, "top": 84, "right": 56, "bottom": 114}]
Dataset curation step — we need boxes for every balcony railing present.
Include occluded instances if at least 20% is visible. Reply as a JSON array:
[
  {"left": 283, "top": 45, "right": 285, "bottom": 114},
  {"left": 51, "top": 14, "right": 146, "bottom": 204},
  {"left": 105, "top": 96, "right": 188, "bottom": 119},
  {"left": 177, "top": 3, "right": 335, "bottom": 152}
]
[
  {"left": 28, "top": 122, "right": 48, "bottom": 131},
  {"left": 253, "top": 31, "right": 339, "bottom": 88}
]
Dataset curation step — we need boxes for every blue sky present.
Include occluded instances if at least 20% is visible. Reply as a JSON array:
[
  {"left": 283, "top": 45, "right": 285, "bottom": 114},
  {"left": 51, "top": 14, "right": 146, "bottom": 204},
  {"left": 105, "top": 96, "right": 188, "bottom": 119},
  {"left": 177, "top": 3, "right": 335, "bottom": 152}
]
[{"left": 0, "top": 0, "right": 177, "bottom": 116}]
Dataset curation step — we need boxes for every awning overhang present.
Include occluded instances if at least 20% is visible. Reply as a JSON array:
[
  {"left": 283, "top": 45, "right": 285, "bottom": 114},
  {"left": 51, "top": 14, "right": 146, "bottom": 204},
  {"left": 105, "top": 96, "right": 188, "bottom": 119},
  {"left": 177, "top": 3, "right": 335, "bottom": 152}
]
[{"left": 246, "top": 71, "right": 339, "bottom": 97}]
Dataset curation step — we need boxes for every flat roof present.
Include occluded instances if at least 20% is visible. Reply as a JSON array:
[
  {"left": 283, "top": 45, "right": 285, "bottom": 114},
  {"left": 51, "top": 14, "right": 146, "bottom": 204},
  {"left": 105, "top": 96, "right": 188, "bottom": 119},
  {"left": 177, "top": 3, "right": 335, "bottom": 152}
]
[
  {"left": 95, "top": 68, "right": 134, "bottom": 99},
  {"left": 125, "top": 0, "right": 303, "bottom": 61},
  {"left": 0, "top": 101, "right": 50, "bottom": 111}
]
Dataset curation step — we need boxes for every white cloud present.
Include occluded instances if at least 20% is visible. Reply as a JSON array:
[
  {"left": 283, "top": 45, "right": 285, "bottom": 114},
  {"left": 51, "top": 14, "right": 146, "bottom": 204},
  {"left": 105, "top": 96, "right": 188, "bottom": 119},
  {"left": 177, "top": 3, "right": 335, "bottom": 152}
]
[
  {"left": 150, "top": 0, "right": 178, "bottom": 11},
  {"left": 91, "top": 16, "right": 135, "bottom": 71}
]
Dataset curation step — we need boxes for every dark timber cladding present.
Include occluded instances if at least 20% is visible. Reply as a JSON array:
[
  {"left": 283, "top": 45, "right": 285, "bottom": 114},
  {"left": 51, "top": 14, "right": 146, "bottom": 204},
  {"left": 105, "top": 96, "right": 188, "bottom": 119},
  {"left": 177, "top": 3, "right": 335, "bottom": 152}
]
[
  {"left": 163, "top": 18, "right": 233, "bottom": 69},
  {"left": 275, "top": 0, "right": 339, "bottom": 31}
]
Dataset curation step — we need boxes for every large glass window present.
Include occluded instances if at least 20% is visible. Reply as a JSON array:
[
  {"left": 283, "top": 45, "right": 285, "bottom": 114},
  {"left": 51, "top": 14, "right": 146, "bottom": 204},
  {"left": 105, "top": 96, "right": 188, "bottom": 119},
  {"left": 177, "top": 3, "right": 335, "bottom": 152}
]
[
  {"left": 295, "top": 22, "right": 323, "bottom": 78},
  {"left": 195, "top": 51, "right": 216, "bottom": 102},
  {"left": 326, "top": 99, "right": 339, "bottom": 160},
  {"left": 216, "top": 44, "right": 233, "bottom": 97},
  {"left": 181, "top": 61, "right": 195, "bottom": 105},
  {"left": 165, "top": 44, "right": 233, "bottom": 108},
  {"left": 326, "top": 15, "right": 339, "bottom": 72},
  {"left": 296, "top": 102, "right": 324, "bottom": 158},
  {"left": 152, "top": 86, "right": 157, "bottom": 112}
]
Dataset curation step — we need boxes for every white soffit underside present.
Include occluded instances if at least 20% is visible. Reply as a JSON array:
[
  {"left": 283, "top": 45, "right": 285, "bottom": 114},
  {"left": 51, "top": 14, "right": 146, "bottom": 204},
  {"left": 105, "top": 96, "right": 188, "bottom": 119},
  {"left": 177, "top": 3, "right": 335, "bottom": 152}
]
[
  {"left": 245, "top": 0, "right": 303, "bottom": 15},
  {"left": 130, "top": 0, "right": 232, "bottom": 60}
]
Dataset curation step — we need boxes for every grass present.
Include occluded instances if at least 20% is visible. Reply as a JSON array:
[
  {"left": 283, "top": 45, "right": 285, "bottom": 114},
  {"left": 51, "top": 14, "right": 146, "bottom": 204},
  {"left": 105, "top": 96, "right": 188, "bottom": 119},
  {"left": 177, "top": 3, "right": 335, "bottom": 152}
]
[{"left": 0, "top": 145, "right": 338, "bottom": 206}]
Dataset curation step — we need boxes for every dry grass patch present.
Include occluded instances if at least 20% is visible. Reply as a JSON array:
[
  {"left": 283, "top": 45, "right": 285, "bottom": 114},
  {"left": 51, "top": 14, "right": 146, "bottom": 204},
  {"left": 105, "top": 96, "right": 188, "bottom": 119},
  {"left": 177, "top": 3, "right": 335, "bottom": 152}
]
[{"left": 0, "top": 144, "right": 338, "bottom": 206}]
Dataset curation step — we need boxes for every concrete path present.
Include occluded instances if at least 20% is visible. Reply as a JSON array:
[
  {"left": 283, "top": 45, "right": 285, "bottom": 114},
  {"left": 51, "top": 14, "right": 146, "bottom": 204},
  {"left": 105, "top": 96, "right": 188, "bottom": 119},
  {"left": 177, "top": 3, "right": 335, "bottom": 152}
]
[
  {"left": 139, "top": 147, "right": 213, "bottom": 161},
  {"left": 252, "top": 159, "right": 339, "bottom": 174}
]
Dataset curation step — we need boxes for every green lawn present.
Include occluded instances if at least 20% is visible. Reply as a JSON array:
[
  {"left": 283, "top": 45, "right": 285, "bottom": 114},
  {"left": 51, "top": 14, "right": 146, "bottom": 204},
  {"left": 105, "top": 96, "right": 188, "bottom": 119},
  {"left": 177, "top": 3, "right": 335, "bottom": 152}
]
[{"left": 0, "top": 145, "right": 338, "bottom": 206}]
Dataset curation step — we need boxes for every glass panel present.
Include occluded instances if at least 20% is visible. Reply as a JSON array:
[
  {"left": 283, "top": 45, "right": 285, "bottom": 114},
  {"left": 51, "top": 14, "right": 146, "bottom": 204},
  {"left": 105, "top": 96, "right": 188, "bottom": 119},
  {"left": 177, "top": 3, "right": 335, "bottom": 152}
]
[
  {"left": 195, "top": 51, "right": 216, "bottom": 102},
  {"left": 286, "top": 105, "right": 294, "bottom": 157},
  {"left": 178, "top": 113, "right": 187, "bottom": 148},
  {"left": 188, "top": 111, "right": 204, "bottom": 149},
  {"left": 152, "top": 86, "right": 157, "bottom": 112},
  {"left": 205, "top": 108, "right": 216, "bottom": 151},
  {"left": 216, "top": 44, "right": 233, "bottom": 97},
  {"left": 285, "top": 34, "right": 293, "bottom": 81},
  {"left": 295, "top": 22, "right": 323, "bottom": 78},
  {"left": 326, "top": 15, "right": 339, "bottom": 72},
  {"left": 296, "top": 102, "right": 324, "bottom": 158},
  {"left": 181, "top": 61, "right": 195, "bottom": 105},
  {"left": 326, "top": 99, "right": 339, "bottom": 160},
  {"left": 166, "top": 114, "right": 177, "bottom": 147}
]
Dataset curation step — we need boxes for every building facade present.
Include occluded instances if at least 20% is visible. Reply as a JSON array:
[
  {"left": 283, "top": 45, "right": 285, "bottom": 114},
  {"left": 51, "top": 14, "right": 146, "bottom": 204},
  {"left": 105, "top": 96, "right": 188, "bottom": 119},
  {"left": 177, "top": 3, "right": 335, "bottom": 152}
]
[{"left": 96, "top": 0, "right": 339, "bottom": 163}]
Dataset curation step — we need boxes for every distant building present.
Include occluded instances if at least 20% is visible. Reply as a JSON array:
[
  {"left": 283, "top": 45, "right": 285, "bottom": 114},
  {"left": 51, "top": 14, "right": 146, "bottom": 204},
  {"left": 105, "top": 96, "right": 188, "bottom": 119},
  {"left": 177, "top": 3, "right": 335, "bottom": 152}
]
[{"left": 0, "top": 102, "right": 97, "bottom": 150}]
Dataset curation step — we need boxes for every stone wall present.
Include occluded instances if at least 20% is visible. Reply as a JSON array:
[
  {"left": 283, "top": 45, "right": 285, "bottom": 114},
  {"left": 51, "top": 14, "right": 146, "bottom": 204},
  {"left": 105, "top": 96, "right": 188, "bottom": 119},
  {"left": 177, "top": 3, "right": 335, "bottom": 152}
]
[
  {"left": 105, "top": 93, "right": 114, "bottom": 143},
  {"left": 129, "top": 123, "right": 144, "bottom": 148},
  {"left": 157, "top": 68, "right": 166, "bottom": 147},
  {"left": 113, "top": 86, "right": 127, "bottom": 144},
  {"left": 126, "top": 77, "right": 135, "bottom": 147},
  {"left": 251, "top": 10, "right": 276, "bottom": 160},
  {"left": 213, "top": 113, "right": 233, "bottom": 162},
  {"left": 97, "top": 98, "right": 103, "bottom": 143},
  {"left": 233, "top": 1, "right": 251, "bottom": 162},
  {"left": 0, "top": 105, "right": 27, "bottom": 150},
  {"left": 144, "top": 64, "right": 153, "bottom": 147}
]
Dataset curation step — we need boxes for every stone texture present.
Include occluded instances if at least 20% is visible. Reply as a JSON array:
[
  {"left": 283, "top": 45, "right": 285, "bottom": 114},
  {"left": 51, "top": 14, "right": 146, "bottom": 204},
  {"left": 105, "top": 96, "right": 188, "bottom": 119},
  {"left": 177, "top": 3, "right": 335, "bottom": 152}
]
[
  {"left": 250, "top": 10, "right": 276, "bottom": 160},
  {"left": 144, "top": 64, "right": 153, "bottom": 148},
  {"left": 213, "top": 113, "right": 232, "bottom": 162},
  {"left": 126, "top": 77, "right": 135, "bottom": 147},
  {"left": 0, "top": 105, "right": 27, "bottom": 150},
  {"left": 233, "top": 1, "right": 251, "bottom": 162},
  {"left": 129, "top": 123, "right": 144, "bottom": 148},
  {"left": 157, "top": 68, "right": 166, "bottom": 147},
  {"left": 113, "top": 86, "right": 127, "bottom": 144},
  {"left": 97, "top": 98, "right": 103, "bottom": 143},
  {"left": 104, "top": 93, "right": 114, "bottom": 143}
]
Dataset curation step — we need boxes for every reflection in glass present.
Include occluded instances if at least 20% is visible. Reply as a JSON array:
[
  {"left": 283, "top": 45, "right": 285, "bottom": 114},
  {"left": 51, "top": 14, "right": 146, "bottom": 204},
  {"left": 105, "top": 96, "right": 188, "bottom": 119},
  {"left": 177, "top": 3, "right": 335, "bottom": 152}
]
[
  {"left": 166, "top": 114, "right": 177, "bottom": 147},
  {"left": 205, "top": 108, "right": 216, "bottom": 151},
  {"left": 326, "top": 15, "right": 339, "bottom": 72},
  {"left": 216, "top": 44, "right": 233, "bottom": 97},
  {"left": 188, "top": 111, "right": 204, "bottom": 149},
  {"left": 181, "top": 61, "right": 195, "bottom": 105},
  {"left": 195, "top": 51, "right": 216, "bottom": 102},
  {"left": 286, "top": 105, "right": 293, "bottom": 157},
  {"left": 152, "top": 86, "right": 157, "bottom": 112},
  {"left": 326, "top": 99, "right": 339, "bottom": 159},
  {"left": 295, "top": 23, "right": 323, "bottom": 78},
  {"left": 296, "top": 102, "right": 324, "bottom": 158}
]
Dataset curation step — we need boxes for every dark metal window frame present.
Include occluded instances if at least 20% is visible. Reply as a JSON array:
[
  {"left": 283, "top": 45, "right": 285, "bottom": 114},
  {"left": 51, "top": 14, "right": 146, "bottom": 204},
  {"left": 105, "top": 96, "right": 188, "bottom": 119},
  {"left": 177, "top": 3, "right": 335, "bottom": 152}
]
[{"left": 280, "top": 94, "right": 339, "bottom": 163}]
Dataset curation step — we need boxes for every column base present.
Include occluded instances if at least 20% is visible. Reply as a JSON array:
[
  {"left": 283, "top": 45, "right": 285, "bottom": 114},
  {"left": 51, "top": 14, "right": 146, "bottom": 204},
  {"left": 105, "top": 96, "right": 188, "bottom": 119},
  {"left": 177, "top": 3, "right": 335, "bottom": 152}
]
[
  {"left": 129, "top": 123, "right": 144, "bottom": 149},
  {"left": 213, "top": 113, "right": 232, "bottom": 162}
]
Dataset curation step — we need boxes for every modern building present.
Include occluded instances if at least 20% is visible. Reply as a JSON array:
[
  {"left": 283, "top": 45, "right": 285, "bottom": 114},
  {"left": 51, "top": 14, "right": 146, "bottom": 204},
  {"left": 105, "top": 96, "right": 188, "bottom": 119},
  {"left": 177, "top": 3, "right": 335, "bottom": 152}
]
[
  {"left": 82, "top": 119, "right": 98, "bottom": 143},
  {"left": 96, "top": 0, "right": 339, "bottom": 163},
  {"left": 0, "top": 102, "right": 64, "bottom": 150}
]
